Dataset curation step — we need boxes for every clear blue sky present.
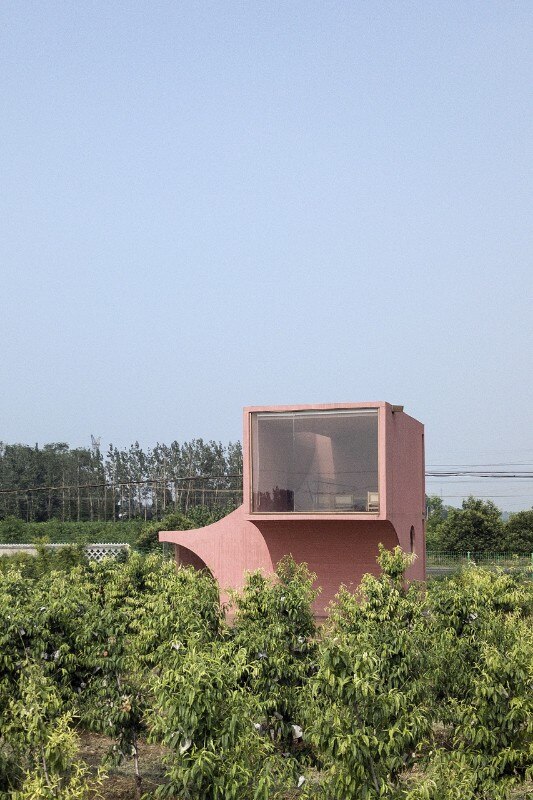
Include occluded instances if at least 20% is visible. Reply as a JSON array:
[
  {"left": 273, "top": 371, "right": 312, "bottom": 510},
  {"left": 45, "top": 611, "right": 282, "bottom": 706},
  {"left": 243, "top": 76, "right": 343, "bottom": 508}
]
[{"left": 1, "top": 2, "right": 532, "bottom": 510}]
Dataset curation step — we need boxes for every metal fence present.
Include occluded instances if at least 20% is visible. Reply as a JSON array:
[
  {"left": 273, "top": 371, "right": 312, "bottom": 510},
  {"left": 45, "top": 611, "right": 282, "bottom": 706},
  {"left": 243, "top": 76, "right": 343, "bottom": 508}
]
[
  {"left": 426, "top": 551, "right": 533, "bottom": 574},
  {"left": 2, "top": 542, "right": 531, "bottom": 572}
]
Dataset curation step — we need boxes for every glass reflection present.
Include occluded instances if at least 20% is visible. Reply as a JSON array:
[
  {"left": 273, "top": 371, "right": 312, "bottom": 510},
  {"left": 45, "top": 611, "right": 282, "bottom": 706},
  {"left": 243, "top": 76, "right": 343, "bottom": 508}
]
[{"left": 251, "top": 409, "right": 379, "bottom": 513}]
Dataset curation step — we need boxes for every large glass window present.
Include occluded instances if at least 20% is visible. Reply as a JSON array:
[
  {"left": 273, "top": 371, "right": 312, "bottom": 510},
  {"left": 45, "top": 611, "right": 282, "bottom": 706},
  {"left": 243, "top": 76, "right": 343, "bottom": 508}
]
[{"left": 251, "top": 409, "right": 379, "bottom": 513}]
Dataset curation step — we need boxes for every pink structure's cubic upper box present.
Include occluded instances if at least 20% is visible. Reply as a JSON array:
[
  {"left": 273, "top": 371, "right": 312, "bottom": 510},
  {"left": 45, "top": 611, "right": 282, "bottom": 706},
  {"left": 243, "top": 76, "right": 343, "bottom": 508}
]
[
  {"left": 242, "top": 402, "right": 424, "bottom": 524},
  {"left": 160, "top": 402, "right": 426, "bottom": 616}
]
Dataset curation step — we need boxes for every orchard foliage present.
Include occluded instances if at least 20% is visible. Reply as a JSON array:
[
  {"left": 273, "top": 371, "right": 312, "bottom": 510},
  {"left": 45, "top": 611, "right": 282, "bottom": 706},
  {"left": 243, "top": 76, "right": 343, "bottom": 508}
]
[
  {"left": 306, "top": 547, "right": 432, "bottom": 798},
  {"left": 0, "top": 548, "right": 531, "bottom": 799}
]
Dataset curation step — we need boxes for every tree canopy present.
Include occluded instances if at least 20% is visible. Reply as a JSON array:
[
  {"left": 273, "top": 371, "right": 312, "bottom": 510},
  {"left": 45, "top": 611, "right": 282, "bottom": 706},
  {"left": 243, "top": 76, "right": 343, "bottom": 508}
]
[
  {"left": 429, "top": 496, "right": 505, "bottom": 552},
  {"left": 503, "top": 509, "right": 533, "bottom": 553}
]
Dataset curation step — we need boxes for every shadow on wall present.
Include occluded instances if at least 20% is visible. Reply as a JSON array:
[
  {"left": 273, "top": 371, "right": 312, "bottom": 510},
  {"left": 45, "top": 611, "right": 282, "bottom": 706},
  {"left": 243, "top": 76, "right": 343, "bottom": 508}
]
[{"left": 175, "top": 545, "right": 213, "bottom": 578}]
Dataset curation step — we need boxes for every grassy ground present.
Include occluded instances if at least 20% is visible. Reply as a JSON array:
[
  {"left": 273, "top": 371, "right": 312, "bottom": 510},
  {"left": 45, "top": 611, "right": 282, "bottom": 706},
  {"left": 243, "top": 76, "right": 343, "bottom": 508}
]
[
  {"left": 80, "top": 732, "right": 168, "bottom": 799},
  {"left": 511, "top": 783, "right": 533, "bottom": 799},
  {"left": 79, "top": 732, "right": 532, "bottom": 800}
]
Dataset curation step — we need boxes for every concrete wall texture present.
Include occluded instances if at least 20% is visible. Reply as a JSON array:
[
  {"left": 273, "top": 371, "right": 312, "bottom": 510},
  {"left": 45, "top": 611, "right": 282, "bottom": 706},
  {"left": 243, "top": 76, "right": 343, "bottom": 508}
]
[{"left": 160, "top": 402, "right": 426, "bottom": 617}]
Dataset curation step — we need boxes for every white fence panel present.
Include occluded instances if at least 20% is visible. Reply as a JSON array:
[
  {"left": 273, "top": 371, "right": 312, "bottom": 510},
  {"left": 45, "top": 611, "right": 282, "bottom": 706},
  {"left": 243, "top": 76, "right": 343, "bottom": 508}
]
[{"left": 0, "top": 543, "right": 130, "bottom": 561}]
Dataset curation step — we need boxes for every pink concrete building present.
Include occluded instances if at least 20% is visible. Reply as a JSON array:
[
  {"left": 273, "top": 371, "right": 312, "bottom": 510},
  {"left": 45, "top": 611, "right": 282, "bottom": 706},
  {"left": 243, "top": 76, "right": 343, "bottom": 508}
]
[{"left": 160, "top": 402, "right": 425, "bottom": 617}]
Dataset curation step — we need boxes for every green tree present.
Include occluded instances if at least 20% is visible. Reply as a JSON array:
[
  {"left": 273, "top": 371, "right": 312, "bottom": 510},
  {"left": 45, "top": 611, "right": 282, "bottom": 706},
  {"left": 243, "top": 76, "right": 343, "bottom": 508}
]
[
  {"left": 0, "top": 515, "right": 25, "bottom": 542},
  {"left": 2, "top": 663, "right": 104, "bottom": 798},
  {"left": 305, "top": 546, "right": 432, "bottom": 799},
  {"left": 146, "top": 558, "right": 315, "bottom": 800},
  {"left": 425, "top": 495, "right": 451, "bottom": 550},
  {"left": 78, "top": 556, "right": 151, "bottom": 799},
  {"left": 229, "top": 557, "right": 318, "bottom": 755},
  {"left": 503, "top": 509, "right": 533, "bottom": 553},
  {"left": 135, "top": 511, "right": 197, "bottom": 553},
  {"left": 437, "top": 496, "right": 504, "bottom": 552},
  {"left": 149, "top": 643, "right": 301, "bottom": 800},
  {"left": 422, "top": 568, "right": 533, "bottom": 799}
]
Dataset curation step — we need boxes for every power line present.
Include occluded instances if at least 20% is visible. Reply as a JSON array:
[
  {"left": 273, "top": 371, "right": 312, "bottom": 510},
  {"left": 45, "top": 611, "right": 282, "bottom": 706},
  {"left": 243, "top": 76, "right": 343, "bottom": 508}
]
[
  {"left": 427, "top": 462, "right": 533, "bottom": 468},
  {"left": 439, "top": 494, "right": 531, "bottom": 498},
  {"left": 426, "top": 472, "right": 533, "bottom": 478},
  {"left": 1, "top": 468, "right": 532, "bottom": 497},
  {"left": 0, "top": 475, "right": 243, "bottom": 496},
  {"left": 426, "top": 478, "right": 533, "bottom": 483}
]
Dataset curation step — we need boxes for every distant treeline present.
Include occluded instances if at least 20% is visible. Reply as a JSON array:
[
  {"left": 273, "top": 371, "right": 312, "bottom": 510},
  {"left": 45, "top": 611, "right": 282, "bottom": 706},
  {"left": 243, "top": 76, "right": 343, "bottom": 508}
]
[
  {"left": 0, "top": 440, "right": 243, "bottom": 522},
  {"left": 426, "top": 495, "right": 533, "bottom": 554}
]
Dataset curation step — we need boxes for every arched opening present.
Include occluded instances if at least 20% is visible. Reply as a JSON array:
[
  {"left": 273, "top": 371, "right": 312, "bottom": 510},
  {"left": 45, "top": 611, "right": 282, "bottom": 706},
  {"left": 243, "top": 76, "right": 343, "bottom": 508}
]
[
  {"left": 410, "top": 525, "right": 415, "bottom": 552},
  {"left": 175, "top": 544, "right": 213, "bottom": 579}
]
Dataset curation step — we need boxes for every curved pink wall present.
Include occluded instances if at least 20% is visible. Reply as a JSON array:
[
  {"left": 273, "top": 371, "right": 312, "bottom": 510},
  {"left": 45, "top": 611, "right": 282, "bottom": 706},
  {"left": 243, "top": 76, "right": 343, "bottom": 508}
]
[
  {"left": 160, "top": 505, "right": 401, "bottom": 616},
  {"left": 161, "top": 507, "right": 274, "bottom": 604},
  {"left": 160, "top": 402, "right": 425, "bottom": 617}
]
